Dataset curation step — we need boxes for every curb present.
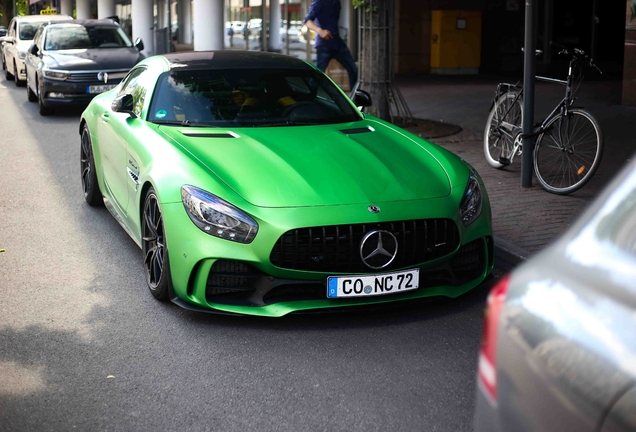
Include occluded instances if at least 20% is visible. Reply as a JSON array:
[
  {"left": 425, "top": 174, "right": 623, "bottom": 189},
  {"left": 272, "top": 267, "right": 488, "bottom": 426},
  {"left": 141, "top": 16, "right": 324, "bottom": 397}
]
[{"left": 493, "top": 235, "right": 530, "bottom": 270}]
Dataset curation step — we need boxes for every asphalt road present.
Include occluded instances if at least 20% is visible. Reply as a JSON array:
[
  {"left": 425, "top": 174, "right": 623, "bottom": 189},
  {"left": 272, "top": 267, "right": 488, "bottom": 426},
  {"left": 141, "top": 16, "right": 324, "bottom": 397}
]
[{"left": 0, "top": 72, "right": 507, "bottom": 431}]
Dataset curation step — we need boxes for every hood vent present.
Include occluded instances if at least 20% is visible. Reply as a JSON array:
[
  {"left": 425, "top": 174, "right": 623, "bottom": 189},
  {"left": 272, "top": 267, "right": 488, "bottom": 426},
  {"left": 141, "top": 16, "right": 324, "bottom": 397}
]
[
  {"left": 340, "top": 126, "right": 374, "bottom": 135},
  {"left": 181, "top": 132, "right": 239, "bottom": 139}
]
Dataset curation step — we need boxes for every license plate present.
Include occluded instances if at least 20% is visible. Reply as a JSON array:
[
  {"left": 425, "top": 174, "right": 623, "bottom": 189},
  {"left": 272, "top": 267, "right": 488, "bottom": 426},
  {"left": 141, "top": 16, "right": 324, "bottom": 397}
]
[
  {"left": 87, "top": 84, "right": 115, "bottom": 94},
  {"left": 327, "top": 269, "right": 419, "bottom": 298}
]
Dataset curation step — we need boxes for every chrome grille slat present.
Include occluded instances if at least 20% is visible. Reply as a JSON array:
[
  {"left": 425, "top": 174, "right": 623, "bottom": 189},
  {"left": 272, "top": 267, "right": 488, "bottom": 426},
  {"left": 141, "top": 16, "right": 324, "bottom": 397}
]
[
  {"left": 270, "top": 219, "right": 460, "bottom": 273},
  {"left": 66, "top": 69, "right": 130, "bottom": 83}
]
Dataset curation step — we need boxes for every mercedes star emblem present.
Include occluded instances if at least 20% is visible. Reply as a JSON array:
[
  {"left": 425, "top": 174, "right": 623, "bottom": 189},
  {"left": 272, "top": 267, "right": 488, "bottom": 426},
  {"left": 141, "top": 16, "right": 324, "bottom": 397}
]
[
  {"left": 368, "top": 205, "right": 380, "bottom": 213},
  {"left": 97, "top": 71, "right": 109, "bottom": 84},
  {"left": 359, "top": 230, "right": 398, "bottom": 269}
]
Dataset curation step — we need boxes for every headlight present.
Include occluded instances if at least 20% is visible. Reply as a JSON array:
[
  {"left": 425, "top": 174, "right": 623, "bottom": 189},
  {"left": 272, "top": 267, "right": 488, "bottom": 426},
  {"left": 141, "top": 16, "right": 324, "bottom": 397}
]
[
  {"left": 459, "top": 172, "right": 483, "bottom": 226},
  {"left": 42, "top": 68, "right": 69, "bottom": 80},
  {"left": 18, "top": 51, "right": 27, "bottom": 59},
  {"left": 181, "top": 185, "right": 258, "bottom": 243}
]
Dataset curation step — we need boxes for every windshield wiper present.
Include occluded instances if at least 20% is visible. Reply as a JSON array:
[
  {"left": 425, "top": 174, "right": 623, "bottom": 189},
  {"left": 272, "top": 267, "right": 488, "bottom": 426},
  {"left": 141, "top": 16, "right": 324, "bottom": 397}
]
[{"left": 258, "top": 120, "right": 322, "bottom": 127}]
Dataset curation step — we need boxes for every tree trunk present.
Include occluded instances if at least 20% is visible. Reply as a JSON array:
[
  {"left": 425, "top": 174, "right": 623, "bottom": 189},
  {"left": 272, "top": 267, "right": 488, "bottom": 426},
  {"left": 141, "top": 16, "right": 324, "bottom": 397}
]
[
  {"left": 357, "top": 0, "right": 392, "bottom": 120},
  {"left": 1, "top": 0, "right": 13, "bottom": 28}
]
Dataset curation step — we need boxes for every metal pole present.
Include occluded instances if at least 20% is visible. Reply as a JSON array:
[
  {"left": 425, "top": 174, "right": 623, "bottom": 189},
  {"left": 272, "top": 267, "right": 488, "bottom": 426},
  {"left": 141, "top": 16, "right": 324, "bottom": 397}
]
[{"left": 521, "top": 0, "right": 536, "bottom": 188}]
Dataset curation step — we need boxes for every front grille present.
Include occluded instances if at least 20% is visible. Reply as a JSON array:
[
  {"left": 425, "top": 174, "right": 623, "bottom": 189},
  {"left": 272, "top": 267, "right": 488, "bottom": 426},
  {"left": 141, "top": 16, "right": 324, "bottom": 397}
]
[
  {"left": 270, "top": 219, "right": 459, "bottom": 273},
  {"left": 450, "top": 239, "right": 485, "bottom": 285},
  {"left": 205, "top": 260, "right": 259, "bottom": 305},
  {"left": 66, "top": 70, "right": 129, "bottom": 83},
  {"left": 204, "top": 239, "right": 487, "bottom": 307}
]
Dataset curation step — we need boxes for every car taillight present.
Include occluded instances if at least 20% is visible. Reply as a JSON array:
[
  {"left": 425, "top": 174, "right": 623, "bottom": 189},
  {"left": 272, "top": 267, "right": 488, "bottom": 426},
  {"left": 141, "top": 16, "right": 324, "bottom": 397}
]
[{"left": 478, "top": 275, "right": 510, "bottom": 405}]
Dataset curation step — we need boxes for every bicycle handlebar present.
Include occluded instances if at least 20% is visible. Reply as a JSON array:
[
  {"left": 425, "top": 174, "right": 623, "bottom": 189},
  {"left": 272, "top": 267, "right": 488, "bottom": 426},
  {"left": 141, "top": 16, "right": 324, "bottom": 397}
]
[{"left": 550, "top": 41, "right": 603, "bottom": 74}]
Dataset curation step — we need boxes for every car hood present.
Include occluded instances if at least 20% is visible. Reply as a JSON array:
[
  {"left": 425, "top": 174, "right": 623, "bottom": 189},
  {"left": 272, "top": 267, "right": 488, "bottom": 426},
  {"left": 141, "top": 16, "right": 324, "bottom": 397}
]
[
  {"left": 43, "top": 48, "right": 140, "bottom": 70},
  {"left": 160, "top": 121, "right": 452, "bottom": 208}
]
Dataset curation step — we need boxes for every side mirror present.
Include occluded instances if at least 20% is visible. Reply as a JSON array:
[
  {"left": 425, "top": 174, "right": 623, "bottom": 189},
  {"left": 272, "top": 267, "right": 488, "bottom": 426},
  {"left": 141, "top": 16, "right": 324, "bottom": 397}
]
[
  {"left": 353, "top": 89, "right": 372, "bottom": 111},
  {"left": 29, "top": 44, "right": 39, "bottom": 56},
  {"left": 111, "top": 94, "right": 137, "bottom": 118},
  {"left": 134, "top": 37, "right": 144, "bottom": 52}
]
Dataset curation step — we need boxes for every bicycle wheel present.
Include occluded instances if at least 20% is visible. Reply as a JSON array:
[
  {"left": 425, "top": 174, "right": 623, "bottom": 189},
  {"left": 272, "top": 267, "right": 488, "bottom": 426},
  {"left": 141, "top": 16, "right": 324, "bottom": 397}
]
[
  {"left": 534, "top": 108, "right": 603, "bottom": 195},
  {"left": 484, "top": 90, "right": 523, "bottom": 168}
]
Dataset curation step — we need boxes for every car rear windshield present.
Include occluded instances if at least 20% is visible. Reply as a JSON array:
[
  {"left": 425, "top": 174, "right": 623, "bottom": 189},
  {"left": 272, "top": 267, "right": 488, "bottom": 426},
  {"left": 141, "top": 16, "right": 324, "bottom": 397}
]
[
  {"left": 148, "top": 67, "right": 362, "bottom": 127},
  {"left": 44, "top": 25, "right": 133, "bottom": 50}
]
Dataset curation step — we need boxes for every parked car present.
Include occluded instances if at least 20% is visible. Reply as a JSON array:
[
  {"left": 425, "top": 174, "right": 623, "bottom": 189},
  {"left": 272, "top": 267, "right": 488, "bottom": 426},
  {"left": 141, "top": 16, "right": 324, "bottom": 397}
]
[
  {"left": 79, "top": 50, "right": 493, "bottom": 316},
  {"left": 280, "top": 20, "right": 301, "bottom": 43},
  {"left": 0, "top": 14, "right": 72, "bottom": 86},
  {"left": 0, "top": 26, "right": 7, "bottom": 38},
  {"left": 475, "top": 156, "right": 636, "bottom": 431},
  {"left": 25, "top": 19, "right": 144, "bottom": 115}
]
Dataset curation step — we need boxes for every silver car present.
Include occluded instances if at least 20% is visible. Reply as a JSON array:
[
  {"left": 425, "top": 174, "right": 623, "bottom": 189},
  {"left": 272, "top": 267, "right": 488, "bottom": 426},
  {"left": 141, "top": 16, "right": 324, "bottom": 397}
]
[
  {"left": 1, "top": 14, "right": 72, "bottom": 86},
  {"left": 475, "top": 156, "right": 636, "bottom": 431}
]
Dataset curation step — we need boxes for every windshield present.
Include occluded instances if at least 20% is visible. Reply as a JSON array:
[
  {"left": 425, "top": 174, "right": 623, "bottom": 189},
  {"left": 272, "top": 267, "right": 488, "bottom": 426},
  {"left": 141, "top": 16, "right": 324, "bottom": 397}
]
[
  {"left": 44, "top": 25, "right": 133, "bottom": 50},
  {"left": 148, "top": 68, "right": 362, "bottom": 127},
  {"left": 19, "top": 21, "right": 48, "bottom": 40}
]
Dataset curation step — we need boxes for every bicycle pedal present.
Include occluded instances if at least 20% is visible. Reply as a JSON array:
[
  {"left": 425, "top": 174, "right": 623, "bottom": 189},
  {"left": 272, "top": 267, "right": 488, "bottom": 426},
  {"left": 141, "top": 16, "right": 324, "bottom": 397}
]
[{"left": 499, "top": 157, "right": 511, "bottom": 166}]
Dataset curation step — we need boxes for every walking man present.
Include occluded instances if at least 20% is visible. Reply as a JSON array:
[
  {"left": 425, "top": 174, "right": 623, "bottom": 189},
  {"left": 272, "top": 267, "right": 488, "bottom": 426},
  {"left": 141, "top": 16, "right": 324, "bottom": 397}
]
[{"left": 303, "top": 0, "right": 358, "bottom": 90}]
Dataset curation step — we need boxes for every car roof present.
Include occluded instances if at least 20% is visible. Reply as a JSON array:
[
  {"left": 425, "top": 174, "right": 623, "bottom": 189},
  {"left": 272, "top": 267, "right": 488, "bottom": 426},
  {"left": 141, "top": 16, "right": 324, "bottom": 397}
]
[
  {"left": 14, "top": 14, "right": 73, "bottom": 22},
  {"left": 44, "top": 19, "right": 120, "bottom": 29},
  {"left": 160, "top": 51, "right": 314, "bottom": 71}
]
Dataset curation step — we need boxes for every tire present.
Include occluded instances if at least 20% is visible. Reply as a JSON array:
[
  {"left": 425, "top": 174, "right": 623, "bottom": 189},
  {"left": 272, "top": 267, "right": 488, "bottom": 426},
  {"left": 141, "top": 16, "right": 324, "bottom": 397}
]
[
  {"left": 37, "top": 78, "right": 53, "bottom": 116},
  {"left": 26, "top": 73, "right": 37, "bottom": 102},
  {"left": 80, "top": 125, "right": 103, "bottom": 206},
  {"left": 5, "top": 57, "right": 14, "bottom": 80},
  {"left": 142, "top": 188, "right": 173, "bottom": 301},
  {"left": 534, "top": 108, "right": 603, "bottom": 195},
  {"left": 14, "top": 61, "right": 25, "bottom": 86},
  {"left": 484, "top": 90, "right": 523, "bottom": 168}
]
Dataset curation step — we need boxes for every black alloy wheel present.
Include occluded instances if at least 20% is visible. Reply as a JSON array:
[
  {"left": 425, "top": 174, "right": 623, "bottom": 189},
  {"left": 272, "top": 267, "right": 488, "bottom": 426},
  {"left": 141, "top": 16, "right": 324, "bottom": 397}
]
[
  {"left": 4, "top": 56, "right": 13, "bottom": 80},
  {"left": 26, "top": 73, "right": 37, "bottom": 102},
  {"left": 14, "top": 60, "right": 24, "bottom": 86},
  {"left": 142, "top": 188, "right": 172, "bottom": 301},
  {"left": 80, "top": 125, "right": 103, "bottom": 206},
  {"left": 37, "top": 78, "right": 53, "bottom": 115}
]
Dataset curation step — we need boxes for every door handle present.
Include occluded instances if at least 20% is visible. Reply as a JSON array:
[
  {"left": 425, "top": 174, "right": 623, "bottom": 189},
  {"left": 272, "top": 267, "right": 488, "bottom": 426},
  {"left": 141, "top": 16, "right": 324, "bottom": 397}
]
[{"left": 101, "top": 113, "right": 110, "bottom": 123}]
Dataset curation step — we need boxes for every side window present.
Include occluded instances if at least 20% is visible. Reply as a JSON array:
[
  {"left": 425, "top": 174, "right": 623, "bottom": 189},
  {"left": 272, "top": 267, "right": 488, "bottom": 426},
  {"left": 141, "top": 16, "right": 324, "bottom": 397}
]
[
  {"left": 118, "top": 67, "right": 150, "bottom": 117},
  {"left": 33, "top": 28, "right": 44, "bottom": 49}
]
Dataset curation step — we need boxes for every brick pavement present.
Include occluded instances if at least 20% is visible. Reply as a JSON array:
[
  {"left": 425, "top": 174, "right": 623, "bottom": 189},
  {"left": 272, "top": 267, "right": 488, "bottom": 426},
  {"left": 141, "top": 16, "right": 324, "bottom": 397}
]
[{"left": 396, "top": 74, "right": 636, "bottom": 261}]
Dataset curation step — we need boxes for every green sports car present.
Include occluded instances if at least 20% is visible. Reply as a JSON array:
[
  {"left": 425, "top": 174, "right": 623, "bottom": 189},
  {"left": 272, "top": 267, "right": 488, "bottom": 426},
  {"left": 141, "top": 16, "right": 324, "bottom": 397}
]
[{"left": 79, "top": 51, "right": 493, "bottom": 317}]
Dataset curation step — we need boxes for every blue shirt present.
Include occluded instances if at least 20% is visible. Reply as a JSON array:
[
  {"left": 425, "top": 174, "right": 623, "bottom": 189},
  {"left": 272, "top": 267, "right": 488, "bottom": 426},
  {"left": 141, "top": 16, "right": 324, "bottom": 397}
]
[{"left": 303, "top": 0, "right": 341, "bottom": 48}]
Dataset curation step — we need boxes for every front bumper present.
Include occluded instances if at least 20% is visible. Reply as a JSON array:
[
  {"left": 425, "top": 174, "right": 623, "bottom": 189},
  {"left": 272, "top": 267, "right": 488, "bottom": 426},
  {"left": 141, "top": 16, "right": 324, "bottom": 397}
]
[
  {"left": 40, "top": 77, "right": 120, "bottom": 107},
  {"left": 161, "top": 189, "right": 494, "bottom": 317}
]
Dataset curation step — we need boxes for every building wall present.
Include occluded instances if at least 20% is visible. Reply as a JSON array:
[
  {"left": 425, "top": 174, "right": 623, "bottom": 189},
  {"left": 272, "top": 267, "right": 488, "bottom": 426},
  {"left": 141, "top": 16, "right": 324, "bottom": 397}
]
[
  {"left": 623, "top": 1, "right": 636, "bottom": 104},
  {"left": 395, "top": 0, "right": 431, "bottom": 74}
]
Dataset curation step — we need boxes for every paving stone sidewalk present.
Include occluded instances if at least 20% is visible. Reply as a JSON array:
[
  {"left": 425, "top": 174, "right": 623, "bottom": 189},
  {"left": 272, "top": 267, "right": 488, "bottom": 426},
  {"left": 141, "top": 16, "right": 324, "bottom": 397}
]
[{"left": 396, "top": 74, "right": 636, "bottom": 261}]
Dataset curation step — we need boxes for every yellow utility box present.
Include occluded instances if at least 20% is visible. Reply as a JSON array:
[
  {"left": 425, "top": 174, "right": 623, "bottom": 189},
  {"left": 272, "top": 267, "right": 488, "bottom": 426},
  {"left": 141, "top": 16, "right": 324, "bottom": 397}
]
[{"left": 431, "top": 10, "right": 482, "bottom": 74}]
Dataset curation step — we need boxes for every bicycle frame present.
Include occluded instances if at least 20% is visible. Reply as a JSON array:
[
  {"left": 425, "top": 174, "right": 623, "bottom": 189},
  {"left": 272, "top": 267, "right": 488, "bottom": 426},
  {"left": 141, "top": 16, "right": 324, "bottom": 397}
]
[{"left": 492, "top": 56, "right": 581, "bottom": 164}]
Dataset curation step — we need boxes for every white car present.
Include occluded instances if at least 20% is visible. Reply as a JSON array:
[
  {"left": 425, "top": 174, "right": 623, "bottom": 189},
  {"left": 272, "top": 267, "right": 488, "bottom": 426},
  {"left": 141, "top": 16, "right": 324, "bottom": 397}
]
[{"left": 1, "top": 14, "right": 72, "bottom": 86}]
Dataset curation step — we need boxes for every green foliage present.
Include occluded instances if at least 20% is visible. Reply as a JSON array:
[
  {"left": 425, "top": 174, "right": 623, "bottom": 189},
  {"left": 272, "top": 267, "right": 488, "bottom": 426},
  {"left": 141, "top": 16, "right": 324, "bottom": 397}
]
[
  {"left": 351, "top": 0, "right": 377, "bottom": 13},
  {"left": 17, "top": 0, "right": 28, "bottom": 15}
]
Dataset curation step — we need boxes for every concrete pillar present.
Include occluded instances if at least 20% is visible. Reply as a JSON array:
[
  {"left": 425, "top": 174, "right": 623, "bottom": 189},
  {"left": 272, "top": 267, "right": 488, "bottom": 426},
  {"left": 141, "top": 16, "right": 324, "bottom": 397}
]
[
  {"left": 98, "top": 0, "right": 117, "bottom": 19},
  {"left": 178, "top": 0, "right": 193, "bottom": 44},
  {"left": 59, "top": 0, "right": 72, "bottom": 17},
  {"left": 76, "top": 0, "right": 92, "bottom": 19},
  {"left": 268, "top": 0, "right": 282, "bottom": 51},
  {"left": 193, "top": 0, "right": 224, "bottom": 51},
  {"left": 132, "top": 0, "right": 154, "bottom": 56}
]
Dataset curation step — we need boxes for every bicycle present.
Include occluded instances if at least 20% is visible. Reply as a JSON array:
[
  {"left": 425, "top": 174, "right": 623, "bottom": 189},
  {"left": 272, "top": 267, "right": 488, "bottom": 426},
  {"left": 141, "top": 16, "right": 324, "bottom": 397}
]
[{"left": 483, "top": 42, "right": 604, "bottom": 195}]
